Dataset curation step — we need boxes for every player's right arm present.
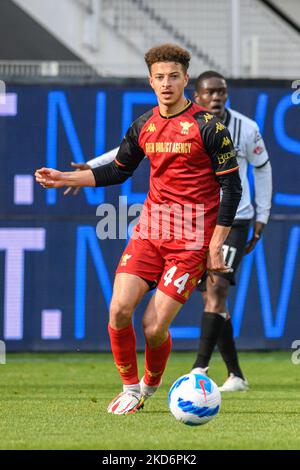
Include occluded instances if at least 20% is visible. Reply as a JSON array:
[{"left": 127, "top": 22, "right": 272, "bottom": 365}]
[
  {"left": 244, "top": 124, "right": 272, "bottom": 253},
  {"left": 35, "top": 124, "right": 145, "bottom": 190},
  {"left": 35, "top": 167, "right": 96, "bottom": 188}
]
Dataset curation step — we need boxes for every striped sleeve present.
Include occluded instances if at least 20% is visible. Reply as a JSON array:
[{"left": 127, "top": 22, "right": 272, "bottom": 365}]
[
  {"left": 198, "top": 114, "right": 239, "bottom": 176},
  {"left": 196, "top": 112, "right": 242, "bottom": 226}
]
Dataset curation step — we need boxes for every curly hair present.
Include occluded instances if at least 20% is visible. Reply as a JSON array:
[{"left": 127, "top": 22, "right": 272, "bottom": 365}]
[{"left": 144, "top": 44, "right": 190, "bottom": 73}]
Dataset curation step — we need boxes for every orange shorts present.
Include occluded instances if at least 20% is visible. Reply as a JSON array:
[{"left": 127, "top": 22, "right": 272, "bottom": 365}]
[{"left": 116, "top": 229, "right": 207, "bottom": 304}]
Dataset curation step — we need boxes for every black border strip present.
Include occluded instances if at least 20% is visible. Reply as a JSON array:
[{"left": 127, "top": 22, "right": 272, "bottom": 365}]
[{"left": 1, "top": 77, "right": 295, "bottom": 87}]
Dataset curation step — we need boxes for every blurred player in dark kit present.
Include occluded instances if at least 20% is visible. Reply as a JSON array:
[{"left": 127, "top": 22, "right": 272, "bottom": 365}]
[{"left": 191, "top": 71, "right": 272, "bottom": 391}]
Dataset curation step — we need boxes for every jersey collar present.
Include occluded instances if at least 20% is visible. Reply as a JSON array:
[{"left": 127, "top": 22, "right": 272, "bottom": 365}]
[{"left": 159, "top": 99, "right": 193, "bottom": 119}]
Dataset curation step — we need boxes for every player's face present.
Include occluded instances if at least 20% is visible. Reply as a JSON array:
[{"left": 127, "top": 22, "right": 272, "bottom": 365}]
[
  {"left": 149, "top": 62, "right": 189, "bottom": 112},
  {"left": 194, "top": 77, "right": 228, "bottom": 118}
]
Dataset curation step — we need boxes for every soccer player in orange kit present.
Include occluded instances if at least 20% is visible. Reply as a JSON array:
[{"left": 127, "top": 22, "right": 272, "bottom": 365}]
[{"left": 35, "top": 44, "right": 242, "bottom": 415}]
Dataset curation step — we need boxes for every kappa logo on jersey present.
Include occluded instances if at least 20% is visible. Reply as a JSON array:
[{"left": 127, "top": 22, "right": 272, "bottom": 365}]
[
  {"left": 146, "top": 123, "right": 156, "bottom": 133},
  {"left": 215, "top": 122, "right": 225, "bottom": 133},
  {"left": 180, "top": 121, "right": 194, "bottom": 135},
  {"left": 121, "top": 254, "right": 132, "bottom": 266},
  {"left": 221, "top": 136, "right": 231, "bottom": 148},
  {"left": 203, "top": 112, "right": 214, "bottom": 123}
]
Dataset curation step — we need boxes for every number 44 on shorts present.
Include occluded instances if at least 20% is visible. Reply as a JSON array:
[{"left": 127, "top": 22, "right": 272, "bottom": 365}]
[{"left": 164, "top": 266, "right": 190, "bottom": 294}]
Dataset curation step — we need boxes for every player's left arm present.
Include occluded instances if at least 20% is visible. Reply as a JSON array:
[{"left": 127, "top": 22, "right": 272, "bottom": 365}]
[
  {"left": 245, "top": 125, "right": 273, "bottom": 253},
  {"left": 200, "top": 117, "right": 242, "bottom": 273}
]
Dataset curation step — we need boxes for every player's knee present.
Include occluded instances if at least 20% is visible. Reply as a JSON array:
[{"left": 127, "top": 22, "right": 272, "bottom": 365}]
[
  {"left": 109, "top": 300, "right": 133, "bottom": 329},
  {"left": 143, "top": 323, "right": 167, "bottom": 348},
  {"left": 212, "top": 282, "right": 227, "bottom": 300},
  {"left": 205, "top": 282, "right": 228, "bottom": 311}
]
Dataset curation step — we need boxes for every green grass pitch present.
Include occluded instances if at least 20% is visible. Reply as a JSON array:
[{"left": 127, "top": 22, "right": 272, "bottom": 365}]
[{"left": 0, "top": 351, "right": 299, "bottom": 450}]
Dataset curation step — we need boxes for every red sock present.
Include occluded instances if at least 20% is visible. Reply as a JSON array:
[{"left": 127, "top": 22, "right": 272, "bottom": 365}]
[
  {"left": 144, "top": 333, "right": 172, "bottom": 386},
  {"left": 108, "top": 323, "right": 139, "bottom": 385}
]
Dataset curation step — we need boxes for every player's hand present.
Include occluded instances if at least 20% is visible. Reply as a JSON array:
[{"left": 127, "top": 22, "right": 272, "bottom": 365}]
[
  {"left": 245, "top": 221, "right": 265, "bottom": 254},
  {"left": 207, "top": 247, "right": 233, "bottom": 283},
  {"left": 35, "top": 168, "right": 66, "bottom": 188},
  {"left": 63, "top": 162, "right": 91, "bottom": 196}
]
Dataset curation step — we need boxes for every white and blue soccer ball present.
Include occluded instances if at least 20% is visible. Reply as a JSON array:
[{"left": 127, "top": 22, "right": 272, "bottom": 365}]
[{"left": 168, "top": 373, "right": 221, "bottom": 426}]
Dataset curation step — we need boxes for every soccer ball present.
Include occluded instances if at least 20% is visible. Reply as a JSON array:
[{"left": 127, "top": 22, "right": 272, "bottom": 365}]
[{"left": 168, "top": 373, "right": 221, "bottom": 426}]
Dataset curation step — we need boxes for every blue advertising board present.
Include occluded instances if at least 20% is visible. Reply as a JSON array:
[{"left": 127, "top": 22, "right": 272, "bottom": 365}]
[{"left": 0, "top": 81, "right": 299, "bottom": 350}]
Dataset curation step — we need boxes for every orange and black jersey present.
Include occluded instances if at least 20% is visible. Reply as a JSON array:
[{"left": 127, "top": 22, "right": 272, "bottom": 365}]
[{"left": 92, "top": 100, "right": 242, "bottom": 234}]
